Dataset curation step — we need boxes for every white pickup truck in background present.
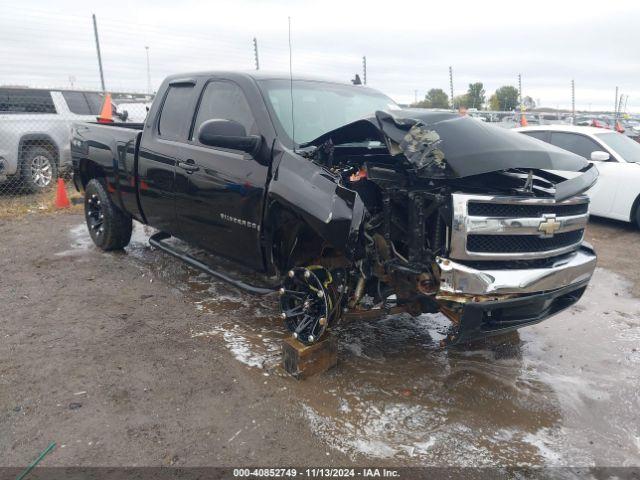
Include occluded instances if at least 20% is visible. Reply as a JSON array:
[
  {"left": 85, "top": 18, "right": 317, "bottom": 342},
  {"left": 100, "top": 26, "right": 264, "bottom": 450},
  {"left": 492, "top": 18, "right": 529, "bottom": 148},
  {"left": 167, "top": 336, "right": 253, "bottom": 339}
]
[{"left": 0, "top": 88, "right": 129, "bottom": 192}]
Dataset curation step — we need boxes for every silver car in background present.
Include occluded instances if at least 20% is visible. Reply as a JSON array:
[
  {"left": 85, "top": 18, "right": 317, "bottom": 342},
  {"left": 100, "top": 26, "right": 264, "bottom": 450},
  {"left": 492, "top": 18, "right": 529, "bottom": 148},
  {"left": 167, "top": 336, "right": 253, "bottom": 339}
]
[{"left": 0, "top": 88, "right": 124, "bottom": 192}]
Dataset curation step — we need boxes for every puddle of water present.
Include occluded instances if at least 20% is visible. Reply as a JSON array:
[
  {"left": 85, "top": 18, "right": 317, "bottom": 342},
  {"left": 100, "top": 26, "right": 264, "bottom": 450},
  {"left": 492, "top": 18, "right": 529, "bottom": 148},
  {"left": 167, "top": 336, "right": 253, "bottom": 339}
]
[
  {"left": 54, "top": 224, "right": 94, "bottom": 256},
  {"left": 58, "top": 222, "right": 640, "bottom": 466}
]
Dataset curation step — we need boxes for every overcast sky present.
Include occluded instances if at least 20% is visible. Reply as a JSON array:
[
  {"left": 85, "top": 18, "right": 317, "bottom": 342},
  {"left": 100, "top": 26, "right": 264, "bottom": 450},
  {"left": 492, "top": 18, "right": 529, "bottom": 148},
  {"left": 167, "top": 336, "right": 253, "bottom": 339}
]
[{"left": 0, "top": 0, "right": 638, "bottom": 111}]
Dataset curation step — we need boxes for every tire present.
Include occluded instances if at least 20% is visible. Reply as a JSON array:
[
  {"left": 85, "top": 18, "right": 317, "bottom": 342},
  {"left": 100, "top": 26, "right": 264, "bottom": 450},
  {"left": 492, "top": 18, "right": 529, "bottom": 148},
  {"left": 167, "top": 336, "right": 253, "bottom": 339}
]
[
  {"left": 84, "top": 179, "right": 133, "bottom": 251},
  {"left": 635, "top": 202, "right": 640, "bottom": 229},
  {"left": 21, "top": 146, "right": 58, "bottom": 193}
]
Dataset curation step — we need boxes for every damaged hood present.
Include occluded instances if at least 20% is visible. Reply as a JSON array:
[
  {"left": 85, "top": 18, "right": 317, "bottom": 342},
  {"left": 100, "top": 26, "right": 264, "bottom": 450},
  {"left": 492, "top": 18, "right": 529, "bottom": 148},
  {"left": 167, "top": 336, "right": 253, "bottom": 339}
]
[{"left": 302, "top": 109, "right": 592, "bottom": 179}]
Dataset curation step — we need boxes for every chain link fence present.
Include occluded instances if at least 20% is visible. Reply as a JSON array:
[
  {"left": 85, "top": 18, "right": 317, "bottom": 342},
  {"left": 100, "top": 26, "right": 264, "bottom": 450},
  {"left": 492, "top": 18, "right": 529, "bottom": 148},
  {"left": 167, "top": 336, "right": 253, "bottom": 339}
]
[{"left": 0, "top": 87, "right": 151, "bottom": 217}]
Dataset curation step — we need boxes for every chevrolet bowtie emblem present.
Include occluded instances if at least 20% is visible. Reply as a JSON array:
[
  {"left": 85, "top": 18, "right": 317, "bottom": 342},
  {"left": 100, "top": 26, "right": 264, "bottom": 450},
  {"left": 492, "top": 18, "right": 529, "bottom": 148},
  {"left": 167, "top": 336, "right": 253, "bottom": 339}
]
[{"left": 538, "top": 215, "right": 561, "bottom": 237}]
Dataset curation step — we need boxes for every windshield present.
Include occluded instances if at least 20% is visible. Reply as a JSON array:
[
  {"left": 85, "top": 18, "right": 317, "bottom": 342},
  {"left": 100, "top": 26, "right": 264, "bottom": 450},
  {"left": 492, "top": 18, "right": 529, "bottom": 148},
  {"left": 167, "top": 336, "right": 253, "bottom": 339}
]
[
  {"left": 595, "top": 132, "right": 640, "bottom": 162},
  {"left": 258, "top": 79, "right": 400, "bottom": 145}
]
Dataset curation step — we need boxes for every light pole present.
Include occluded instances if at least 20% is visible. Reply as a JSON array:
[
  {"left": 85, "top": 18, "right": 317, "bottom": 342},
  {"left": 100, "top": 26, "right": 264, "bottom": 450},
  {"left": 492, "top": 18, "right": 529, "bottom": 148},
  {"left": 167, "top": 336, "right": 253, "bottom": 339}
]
[
  {"left": 145, "top": 46, "right": 151, "bottom": 95},
  {"left": 92, "top": 14, "right": 106, "bottom": 92}
]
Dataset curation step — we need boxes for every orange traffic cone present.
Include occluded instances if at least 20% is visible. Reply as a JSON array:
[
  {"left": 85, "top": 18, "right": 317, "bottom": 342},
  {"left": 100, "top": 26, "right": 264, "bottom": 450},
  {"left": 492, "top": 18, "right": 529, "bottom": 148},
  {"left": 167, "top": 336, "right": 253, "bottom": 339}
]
[
  {"left": 615, "top": 120, "right": 625, "bottom": 133},
  {"left": 97, "top": 93, "right": 113, "bottom": 123},
  {"left": 520, "top": 113, "right": 528, "bottom": 127},
  {"left": 55, "top": 178, "right": 70, "bottom": 208}
]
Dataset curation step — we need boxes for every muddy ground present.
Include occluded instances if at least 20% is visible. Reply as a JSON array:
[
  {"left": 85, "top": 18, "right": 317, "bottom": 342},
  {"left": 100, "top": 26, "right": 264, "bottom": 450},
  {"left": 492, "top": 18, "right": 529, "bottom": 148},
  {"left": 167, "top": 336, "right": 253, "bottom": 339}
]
[{"left": 0, "top": 213, "right": 639, "bottom": 468}]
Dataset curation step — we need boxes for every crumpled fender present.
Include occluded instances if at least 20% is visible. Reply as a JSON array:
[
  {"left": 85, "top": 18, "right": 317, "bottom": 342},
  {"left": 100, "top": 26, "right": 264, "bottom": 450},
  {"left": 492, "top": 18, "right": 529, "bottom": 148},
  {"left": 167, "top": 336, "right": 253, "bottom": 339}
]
[{"left": 265, "top": 150, "right": 365, "bottom": 260}]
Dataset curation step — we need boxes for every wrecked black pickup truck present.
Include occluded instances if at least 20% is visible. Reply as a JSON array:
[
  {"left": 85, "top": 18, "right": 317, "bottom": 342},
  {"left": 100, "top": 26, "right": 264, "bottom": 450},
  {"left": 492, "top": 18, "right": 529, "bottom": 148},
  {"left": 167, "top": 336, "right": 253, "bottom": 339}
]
[{"left": 71, "top": 71, "right": 598, "bottom": 346}]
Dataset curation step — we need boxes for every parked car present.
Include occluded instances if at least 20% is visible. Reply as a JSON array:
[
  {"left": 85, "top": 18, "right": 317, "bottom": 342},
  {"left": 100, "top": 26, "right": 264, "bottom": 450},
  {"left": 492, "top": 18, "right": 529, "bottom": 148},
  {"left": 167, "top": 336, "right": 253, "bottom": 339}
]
[
  {"left": 0, "top": 87, "right": 127, "bottom": 191},
  {"left": 574, "top": 116, "right": 611, "bottom": 129},
  {"left": 538, "top": 113, "right": 566, "bottom": 125},
  {"left": 516, "top": 124, "right": 640, "bottom": 225},
  {"left": 71, "top": 71, "right": 597, "bottom": 347}
]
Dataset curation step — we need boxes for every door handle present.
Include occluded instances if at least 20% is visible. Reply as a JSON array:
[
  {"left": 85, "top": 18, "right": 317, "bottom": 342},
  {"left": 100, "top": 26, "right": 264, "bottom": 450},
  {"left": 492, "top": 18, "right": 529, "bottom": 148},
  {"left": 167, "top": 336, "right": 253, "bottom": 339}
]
[{"left": 178, "top": 159, "right": 200, "bottom": 173}]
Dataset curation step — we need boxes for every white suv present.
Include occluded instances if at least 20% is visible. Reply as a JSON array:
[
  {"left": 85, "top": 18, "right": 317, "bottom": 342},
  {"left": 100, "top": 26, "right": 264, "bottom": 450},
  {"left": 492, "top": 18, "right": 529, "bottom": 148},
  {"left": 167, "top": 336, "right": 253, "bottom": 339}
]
[{"left": 0, "top": 88, "right": 125, "bottom": 192}]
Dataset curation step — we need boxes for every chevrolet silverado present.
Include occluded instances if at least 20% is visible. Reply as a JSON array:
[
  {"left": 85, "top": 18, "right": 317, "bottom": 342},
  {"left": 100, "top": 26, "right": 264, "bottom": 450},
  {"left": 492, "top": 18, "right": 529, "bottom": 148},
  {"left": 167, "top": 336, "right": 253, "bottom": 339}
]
[{"left": 71, "top": 71, "right": 598, "bottom": 346}]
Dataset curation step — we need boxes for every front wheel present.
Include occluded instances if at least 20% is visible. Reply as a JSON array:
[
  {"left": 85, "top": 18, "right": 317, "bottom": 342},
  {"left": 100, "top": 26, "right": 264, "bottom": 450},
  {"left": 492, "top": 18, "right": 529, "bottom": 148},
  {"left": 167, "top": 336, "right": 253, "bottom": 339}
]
[{"left": 84, "top": 179, "right": 133, "bottom": 251}]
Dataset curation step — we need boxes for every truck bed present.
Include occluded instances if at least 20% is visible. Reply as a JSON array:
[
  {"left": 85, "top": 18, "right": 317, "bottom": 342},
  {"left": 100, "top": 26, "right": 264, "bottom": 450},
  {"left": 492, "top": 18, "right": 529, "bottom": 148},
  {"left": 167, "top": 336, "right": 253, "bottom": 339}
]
[{"left": 71, "top": 121, "right": 144, "bottom": 221}]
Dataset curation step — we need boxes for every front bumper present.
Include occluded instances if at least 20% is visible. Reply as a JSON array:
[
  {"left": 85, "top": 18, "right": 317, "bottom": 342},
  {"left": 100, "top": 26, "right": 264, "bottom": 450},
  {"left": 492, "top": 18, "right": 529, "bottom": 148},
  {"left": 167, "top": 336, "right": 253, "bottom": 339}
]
[
  {"left": 436, "top": 243, "right": 596, "bottom": 344},
  {"left": 437, "top": 244, "right": 596, "bottom": 296},
  {"left": 448, "top": 278, "right": 590, "bottom": 344}
]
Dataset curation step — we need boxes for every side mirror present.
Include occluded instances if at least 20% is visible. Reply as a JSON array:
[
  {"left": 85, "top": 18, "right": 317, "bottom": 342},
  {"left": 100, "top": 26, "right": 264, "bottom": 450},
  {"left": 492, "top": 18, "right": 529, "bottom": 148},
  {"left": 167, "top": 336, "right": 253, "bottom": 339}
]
[
  {"left": 198, "top": 119, "right": 261, "bottom": 155},
  {"left": 590, "top": 150, "right": 610, "bottom": 162}
]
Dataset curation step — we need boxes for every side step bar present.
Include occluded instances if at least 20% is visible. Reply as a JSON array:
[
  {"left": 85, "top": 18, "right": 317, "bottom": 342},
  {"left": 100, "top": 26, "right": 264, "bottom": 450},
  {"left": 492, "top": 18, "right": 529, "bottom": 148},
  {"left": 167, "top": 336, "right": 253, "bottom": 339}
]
[{"left": 149, "top": 232, "right": 276, "bottom": 296}]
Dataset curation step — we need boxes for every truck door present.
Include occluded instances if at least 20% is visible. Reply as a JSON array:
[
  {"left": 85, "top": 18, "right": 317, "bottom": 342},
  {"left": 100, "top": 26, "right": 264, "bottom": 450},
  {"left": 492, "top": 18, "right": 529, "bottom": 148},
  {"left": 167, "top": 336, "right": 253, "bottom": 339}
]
[
  {"left": 137, "top": 81, "right": 197, "bottom": 235},
  {"left": 174, "top": 80, "right": 269, "bottom": 270}
]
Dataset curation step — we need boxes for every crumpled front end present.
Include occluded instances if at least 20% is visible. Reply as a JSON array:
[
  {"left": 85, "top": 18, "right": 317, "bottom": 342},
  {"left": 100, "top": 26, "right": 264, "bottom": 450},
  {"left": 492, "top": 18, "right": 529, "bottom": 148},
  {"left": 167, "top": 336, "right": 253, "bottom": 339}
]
[{"left": 280, "top": 108, "right": 599, "bottom": 346}]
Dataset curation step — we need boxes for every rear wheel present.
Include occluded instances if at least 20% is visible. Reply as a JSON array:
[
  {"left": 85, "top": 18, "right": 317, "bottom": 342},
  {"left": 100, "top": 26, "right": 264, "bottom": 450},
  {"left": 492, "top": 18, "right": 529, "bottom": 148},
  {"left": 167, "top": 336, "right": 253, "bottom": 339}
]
[
  {"left": 84, "top": 179, "right": 133, "bottom": 251},
  {"left": 21, "top": 146, "right": 58, "bottom": 193}
]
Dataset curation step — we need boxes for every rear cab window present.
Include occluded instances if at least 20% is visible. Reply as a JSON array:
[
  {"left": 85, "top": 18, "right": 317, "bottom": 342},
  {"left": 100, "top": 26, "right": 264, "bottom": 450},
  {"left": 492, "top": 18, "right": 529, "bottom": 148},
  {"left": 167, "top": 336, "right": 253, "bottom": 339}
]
[
  {"left": 158, "top": 84, "right": 196, "bottom": 141},
  {"left": 0, "top": 88, "right": 56, "bottom": 114}
]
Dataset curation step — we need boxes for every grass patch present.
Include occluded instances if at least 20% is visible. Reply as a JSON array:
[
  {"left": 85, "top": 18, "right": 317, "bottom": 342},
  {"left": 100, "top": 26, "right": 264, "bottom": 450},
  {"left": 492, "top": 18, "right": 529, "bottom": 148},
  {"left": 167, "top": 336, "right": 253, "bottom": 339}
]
[{"left": 0, "top": 183, "right": 83, "bottom": 219}]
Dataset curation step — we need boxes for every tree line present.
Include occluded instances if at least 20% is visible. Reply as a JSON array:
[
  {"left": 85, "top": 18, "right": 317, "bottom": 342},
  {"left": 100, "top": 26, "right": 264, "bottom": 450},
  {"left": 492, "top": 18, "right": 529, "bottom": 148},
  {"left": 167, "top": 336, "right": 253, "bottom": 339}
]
[{"left": 411, "top": 83, "right": 536, "bottom": 111}]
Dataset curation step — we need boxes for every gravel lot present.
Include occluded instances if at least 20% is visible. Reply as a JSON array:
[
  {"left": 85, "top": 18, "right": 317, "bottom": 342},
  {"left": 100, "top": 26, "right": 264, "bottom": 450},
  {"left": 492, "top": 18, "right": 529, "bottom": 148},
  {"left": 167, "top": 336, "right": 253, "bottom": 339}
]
[{"left": 1, "top": 212, "right": 639, "bottom": 468}]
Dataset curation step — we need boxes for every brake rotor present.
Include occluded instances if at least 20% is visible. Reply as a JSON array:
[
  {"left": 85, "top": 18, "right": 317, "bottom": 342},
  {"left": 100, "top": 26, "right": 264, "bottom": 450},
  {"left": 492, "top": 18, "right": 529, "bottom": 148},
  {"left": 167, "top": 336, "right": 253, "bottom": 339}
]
[{"left": 279, "top": 266, "right": 333, "bottom": 344}]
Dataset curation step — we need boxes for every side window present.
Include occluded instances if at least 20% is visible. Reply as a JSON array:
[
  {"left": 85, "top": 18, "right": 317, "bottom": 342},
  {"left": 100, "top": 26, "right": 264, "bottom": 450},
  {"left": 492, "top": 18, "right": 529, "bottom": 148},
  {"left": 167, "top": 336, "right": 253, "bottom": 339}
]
[
  {"left": 158, "top": 85, "right": 195, "bottom": 141},
  {"left": 0, "top": 89, "right": 56, "bottom": 114},
  {"left": 522, "top": 131, "right": 548, "bottom": 141},
  {"left": 62, "top": 91, "right": 92, "bottom": 115},
  {"left": 192, "top": 81, "right": 256, "bottom": 144},
  {"left": 549, "top": 132, "right": 602, "bottom": 159}
]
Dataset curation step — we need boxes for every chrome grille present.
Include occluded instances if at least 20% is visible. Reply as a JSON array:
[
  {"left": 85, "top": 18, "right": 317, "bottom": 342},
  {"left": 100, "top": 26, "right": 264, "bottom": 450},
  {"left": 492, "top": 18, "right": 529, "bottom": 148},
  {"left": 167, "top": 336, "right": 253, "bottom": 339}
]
[
  {"left": 467, "top": 230, "right": 584, "bottom": 254},
  {"left": 467, "top": 202, "right": 589, "bottom": 218},
  {"left": 450, "top": 193, "right": 589, "bottom": 261}
]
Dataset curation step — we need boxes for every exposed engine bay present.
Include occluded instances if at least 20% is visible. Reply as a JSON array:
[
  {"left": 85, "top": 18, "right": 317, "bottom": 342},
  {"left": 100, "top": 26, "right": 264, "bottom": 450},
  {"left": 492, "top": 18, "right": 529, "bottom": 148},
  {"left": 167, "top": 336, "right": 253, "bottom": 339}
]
[{"left": 276, "top": 110, "right": 598, "bottom": 346}]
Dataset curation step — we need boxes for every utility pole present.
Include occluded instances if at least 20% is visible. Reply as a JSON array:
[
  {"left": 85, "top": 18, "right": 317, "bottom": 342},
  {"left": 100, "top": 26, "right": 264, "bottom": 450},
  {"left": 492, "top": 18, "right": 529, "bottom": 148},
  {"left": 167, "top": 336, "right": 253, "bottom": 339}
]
[
  {"left": 253, "top": 37, "right": 260, "bottom": 70},
  {"left": 571, "top": 79, "right": 575, "bottom": 118},
  {"left": 449, "top": 66, "right": 454, "bottom": 110},
  {"left": 92, "top": 14, "right": 106, "bottom": 92},
  {"left": 145, "top": 46, "right": 151, "bottom": 95},
  {"left": 614, "top": 86, "right": 619, "bottom": 119},
  {"left": 624, "top": 95, "right": 629, "bottom": 114},
  {"left": 362, "top": 56, "right": 367, "bottom": 85},
  {"left": 618, "top": 94, "right": 625, "bottom": 117},
  {"left": 518, "top": 73, "right": 522, "bottom": 109}
]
